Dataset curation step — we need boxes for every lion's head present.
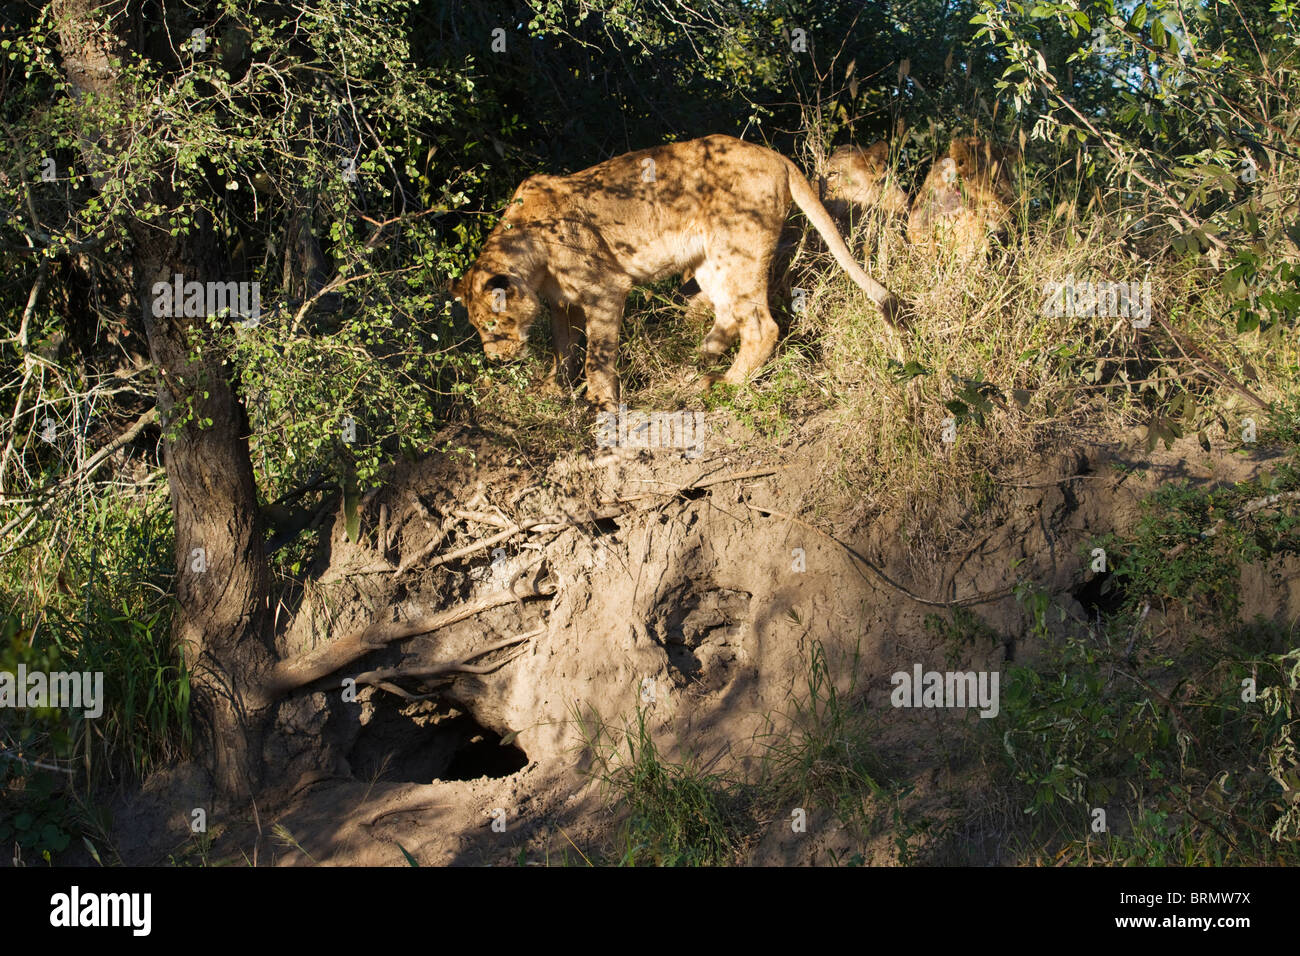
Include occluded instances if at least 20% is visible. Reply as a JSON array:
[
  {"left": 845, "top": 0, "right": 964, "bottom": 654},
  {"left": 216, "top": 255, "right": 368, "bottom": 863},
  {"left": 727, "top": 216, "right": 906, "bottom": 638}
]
[
  {"left": 454, "top": 266, "right": 544, "bottom": 361},
  {"left": 948, "top": 136, "right": 1016, "bottom": 206},
  {"left": 824, "top": 141, "right": 909, "bottom": 217}
]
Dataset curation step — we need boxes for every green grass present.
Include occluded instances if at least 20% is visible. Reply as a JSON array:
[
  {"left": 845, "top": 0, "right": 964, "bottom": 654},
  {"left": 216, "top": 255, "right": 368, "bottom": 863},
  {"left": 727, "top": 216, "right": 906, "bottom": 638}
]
[
  {"left": 0, "top": 491, "right": 188, "bottom": 863},
  {"left": 756, "top": 639, "right": 891, "bottom": 841},
  {"left": 577, "top": 703, "right": 744, "bottom": 866},
  {"left": 992, "top": 620, "right": 1300, "bottom": 865},
  {"left": 976, "top": 459, "right": 1300, "bottom": 864}
]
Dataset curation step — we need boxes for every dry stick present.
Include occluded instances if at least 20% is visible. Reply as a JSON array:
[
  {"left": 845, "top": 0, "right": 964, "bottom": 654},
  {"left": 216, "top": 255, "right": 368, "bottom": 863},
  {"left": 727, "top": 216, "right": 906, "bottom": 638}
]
[
  {"left": 0, "top": 406, "right": 159, "bottom": 545},
  {"left": 452, "top": 509, "right": 514, "bottom": 529},
  {"left": 1225, "top": 489, "right": 1300, "bottom": 525},
  {"left": 1152, "top": 313, "right": 1269, "bottom": 411},
  {"left": 529, "top": 505, "right": 626, "bottom": 533},
  {"left": 601, "top": 466, "right": 786, "bottom": 506},
  {"left": 743, "top": 502, "right": 1015, "bottom": 608},
  {"left": 392, "top": 502, "right": 631, "bottom": 579},
  {"left": 0, "top": 749, "right": 73, "bottom": 777},
  {"left": 262, "top": 566, "right": 555, "bottom": 699},
  {"left": 11, "top": 261, "right": 47, "bottom": 348},
  {"left": 394, "top": 519, "right": 553, "bottom": 578},
  {"left": 0, "top": 364, "right": 36, "bottom": 496},
  {"left": 386, "top": 466, "right": 778, "bottom": 591},
  {"left": 1165, "top": 489, "right": 1300, "bottom": 560},
  {"left": 551, "top": 452, "right": 628, "bottom": 477}
]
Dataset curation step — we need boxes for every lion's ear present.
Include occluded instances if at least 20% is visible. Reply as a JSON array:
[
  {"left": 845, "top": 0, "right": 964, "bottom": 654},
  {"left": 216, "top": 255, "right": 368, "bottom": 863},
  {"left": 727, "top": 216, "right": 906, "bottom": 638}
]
[
  {"left": 865, "top": 140, "right": 890, "bottom": 163},
  {"left": 485, "top": 273, "right": 512, "bottom": 292}
]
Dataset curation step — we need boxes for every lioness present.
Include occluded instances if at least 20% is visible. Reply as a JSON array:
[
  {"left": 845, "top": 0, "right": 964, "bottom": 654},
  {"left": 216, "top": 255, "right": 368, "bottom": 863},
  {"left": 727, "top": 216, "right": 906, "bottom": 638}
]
[
  {"left": 454, "top": 134, "right": 904, "bottom": 409},
  {"left": 907, "top": 136, "right": 1016, "bottom": 257},
  {"left": 823, "top": 140, "right": 909, "bottom": 222}
]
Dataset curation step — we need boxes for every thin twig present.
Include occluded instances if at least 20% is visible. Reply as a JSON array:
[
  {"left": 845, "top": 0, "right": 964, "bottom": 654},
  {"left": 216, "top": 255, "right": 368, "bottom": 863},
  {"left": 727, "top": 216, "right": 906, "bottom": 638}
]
[{"left": 743, "top": 502, "right": 1015, "bottom": 607}]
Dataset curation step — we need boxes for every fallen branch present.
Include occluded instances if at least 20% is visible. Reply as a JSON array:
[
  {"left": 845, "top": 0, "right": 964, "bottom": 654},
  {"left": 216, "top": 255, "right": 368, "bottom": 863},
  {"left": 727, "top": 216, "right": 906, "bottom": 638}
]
[
  {"left": 1212, "top": 489, "right": 1300, "bottom": 533},
  {"left": 1165, "top": 489, "right": 1300, "bottom": 560},
  {"left": 388, "top": 468, "right": 779, "bottom": 581},
  {"left": 262, "top": 562, "right": 555, "bottom": 699},
  {"left": 394, "top": 504, "right": 628, "bottom": 577},
  {"left": 452, "top": 509, "right": 514, "bottom": 529},
  {"left": 395, "top": 518, "right": 551, "bottom": 577},
  {"left": 528, "top": 505, "right": 626, "bottom": 533}
]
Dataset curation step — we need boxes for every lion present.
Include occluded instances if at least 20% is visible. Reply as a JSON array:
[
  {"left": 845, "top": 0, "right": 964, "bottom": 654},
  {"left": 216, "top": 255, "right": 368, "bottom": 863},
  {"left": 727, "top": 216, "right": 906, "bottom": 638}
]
[
  {"left": 823, "top": 140, "right": 909, "bottom": 223},
  {"left": 453, "top": 134, "right": 905, "bottom": 409},
  {"left": 907, "top": 136, "right": 1016, "bottom": 257}
]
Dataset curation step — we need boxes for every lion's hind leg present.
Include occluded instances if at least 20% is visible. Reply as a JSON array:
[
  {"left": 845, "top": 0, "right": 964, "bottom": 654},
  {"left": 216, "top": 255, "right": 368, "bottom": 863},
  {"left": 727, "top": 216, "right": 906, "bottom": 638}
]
[
  {"left": 690, "top": 260, "right": 740, "bottom": 358},
  {"left": 720, "top": 295, "right": 780, "bottom": 386},
  {"left": 695, "top": 258, "right": 778, "bottom": 388}
]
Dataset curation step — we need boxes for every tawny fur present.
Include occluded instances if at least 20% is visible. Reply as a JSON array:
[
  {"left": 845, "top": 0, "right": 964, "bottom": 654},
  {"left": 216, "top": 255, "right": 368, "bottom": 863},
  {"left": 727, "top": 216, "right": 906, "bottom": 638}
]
[
  {"left": 454, "top": 134, "right": 904, "bottom": 409},
  {"left": 907, "top": 136, "right": 1016, "bottom": 258},
  {"left": 823, "top": 140, "right": 910, "bottom": 222}
]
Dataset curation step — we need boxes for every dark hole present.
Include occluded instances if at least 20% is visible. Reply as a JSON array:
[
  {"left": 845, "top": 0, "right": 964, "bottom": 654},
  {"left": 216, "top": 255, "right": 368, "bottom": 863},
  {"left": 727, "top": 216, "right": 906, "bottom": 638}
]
[
  {"left": 1075, "top": 570, "right": 1125, "bottom": 620},
  {"left": 348, "top": 700, "right": 528, "bottom": 783},
  {"left": 442, "top": 720, "right": 529, "bottom": 780}
]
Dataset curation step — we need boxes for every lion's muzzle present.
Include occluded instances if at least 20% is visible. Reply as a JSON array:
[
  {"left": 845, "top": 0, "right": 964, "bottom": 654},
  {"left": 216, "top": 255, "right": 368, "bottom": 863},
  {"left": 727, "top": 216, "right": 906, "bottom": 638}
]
[{"left": 481, "top": 336, "right": 526, "bottom": 361}]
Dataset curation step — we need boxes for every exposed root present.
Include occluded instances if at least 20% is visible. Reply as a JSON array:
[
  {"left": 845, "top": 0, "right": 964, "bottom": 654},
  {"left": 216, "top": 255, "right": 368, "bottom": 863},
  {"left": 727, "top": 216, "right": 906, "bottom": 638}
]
[
  {"left": 263, "top": 562, "right": 556, "bottom": 699},
  {"left": 352, "top": 628, "right": 544, "bottom": 699}
]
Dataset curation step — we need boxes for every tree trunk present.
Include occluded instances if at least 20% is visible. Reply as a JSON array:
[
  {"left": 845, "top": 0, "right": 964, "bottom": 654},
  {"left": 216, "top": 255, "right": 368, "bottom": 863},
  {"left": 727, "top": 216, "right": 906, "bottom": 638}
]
[{"left": 53, "top": 0, "right": 276, "bottom": 798}]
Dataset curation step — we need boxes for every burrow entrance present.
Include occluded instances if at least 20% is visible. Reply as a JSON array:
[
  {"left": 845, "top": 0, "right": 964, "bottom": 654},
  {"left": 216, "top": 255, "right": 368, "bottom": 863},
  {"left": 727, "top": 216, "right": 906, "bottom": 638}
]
[{"left": 348, "top": 698, "right": 528, "bottom": 783}]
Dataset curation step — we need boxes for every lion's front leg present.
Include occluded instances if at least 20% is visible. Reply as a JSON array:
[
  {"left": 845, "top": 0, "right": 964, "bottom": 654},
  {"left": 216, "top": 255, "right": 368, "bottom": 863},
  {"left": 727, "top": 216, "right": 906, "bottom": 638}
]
[
  {"left": 551, "top": 305, "right": 585, "bottom": 389},
  {"left": 582, "top": 295, "right": 625, "bottom": 410}
]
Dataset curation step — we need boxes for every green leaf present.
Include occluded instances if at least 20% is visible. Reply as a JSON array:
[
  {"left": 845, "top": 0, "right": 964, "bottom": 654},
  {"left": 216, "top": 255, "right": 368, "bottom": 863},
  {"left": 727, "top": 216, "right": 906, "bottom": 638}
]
[
  {"left": 343, "top": 476, "right": 360, "bottom": 544},
  {"left": 892, "top": 359, "right": 931, "bottom": 381},
  {"left": 1129, "top": 4, "right": 1148, "bottom": 29},
  {"left": 395, "top": 841, "right": 420, "bottom": 867}
]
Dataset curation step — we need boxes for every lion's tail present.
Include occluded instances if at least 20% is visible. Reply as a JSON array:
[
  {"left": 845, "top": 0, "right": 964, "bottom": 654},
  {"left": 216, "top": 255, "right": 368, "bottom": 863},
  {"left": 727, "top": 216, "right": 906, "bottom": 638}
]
[{"left": 783, "top": 156, "right": 906, "bottom": 329}]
